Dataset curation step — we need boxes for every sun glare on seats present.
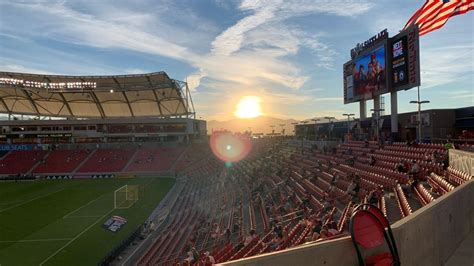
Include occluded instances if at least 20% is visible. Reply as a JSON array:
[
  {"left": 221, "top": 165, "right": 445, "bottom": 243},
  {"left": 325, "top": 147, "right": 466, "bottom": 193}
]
[{"left": 210, "top": 131, "right": 252, "bottom": 163}]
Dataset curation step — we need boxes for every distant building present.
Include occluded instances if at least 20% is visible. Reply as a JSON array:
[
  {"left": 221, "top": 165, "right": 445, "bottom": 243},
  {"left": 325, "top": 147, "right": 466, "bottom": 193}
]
[{"left": 295, "top": 107, "right": 473, "bottom": 142}]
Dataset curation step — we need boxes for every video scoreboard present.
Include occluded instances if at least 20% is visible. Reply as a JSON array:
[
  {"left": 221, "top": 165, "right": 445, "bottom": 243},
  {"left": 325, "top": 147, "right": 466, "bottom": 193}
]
[{"left": 343, "top": 25, "right": 420, "bottom": 104}]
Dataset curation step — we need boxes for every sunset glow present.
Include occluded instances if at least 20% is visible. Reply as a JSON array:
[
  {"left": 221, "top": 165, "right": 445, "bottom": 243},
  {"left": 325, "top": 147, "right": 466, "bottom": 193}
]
[{"left": 234, "top": 96, "right": 263, "bottom": 119}]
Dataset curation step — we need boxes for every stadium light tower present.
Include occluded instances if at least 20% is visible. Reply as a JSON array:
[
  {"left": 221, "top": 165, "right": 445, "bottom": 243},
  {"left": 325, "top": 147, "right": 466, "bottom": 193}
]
[
  {"left": 324, "top": 116, "right": 335, "bottom": 139},
  {"left": 311, "top": 118, "right": 320, "bottom": 140},
  {"left": 279, "top": 124, "right": 285, "bottom": 135},
  {"left": 370, "top": 109, "right": 385, "bottom": 142},
  {"left": 291, "top": 122, "right": 299, "bottom": 137},
  {"left": 270, "top": 125, "right": 276, "bottom": 136},
  {"left": 410, "top": 99, "right": 430, "bottom": 143},
  {"left": 342, "top": 113, "right": 355, "bottom": 134},
  {"left": 300, "top": 121, "right": 309, "bottom": 151},
  {"left": 300, "top": 121, "right": 309, "bottom": 139}
]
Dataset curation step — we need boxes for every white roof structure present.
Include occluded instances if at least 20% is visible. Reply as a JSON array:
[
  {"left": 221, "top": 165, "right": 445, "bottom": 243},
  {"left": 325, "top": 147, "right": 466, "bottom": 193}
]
[{"left": 0, "top": 71, "right": 195, "bottom": 119}]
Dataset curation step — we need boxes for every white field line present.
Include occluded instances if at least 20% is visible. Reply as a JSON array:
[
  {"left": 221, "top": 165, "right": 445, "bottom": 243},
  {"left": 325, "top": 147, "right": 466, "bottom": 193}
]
[
  {"left": 0, "top": 199, "right": 24, "bottom": 205},
  {"left": 65, "top": 215, "right": 102, "bottom": 218},
  {"left": 0, "top": 238, "right": 72, "bottom": 243},
  {"left": 0, "top": 187, "right": 67, "bottom": 213},
  {"left": 39, "top": 208, "right": 115, "bottom": 266},
  {"left": 144, "top": 178, "right": 155, "bottom": 186},
  {"left": 62, "top": 193, "right": 108, "bottom": 219},
  {"left": 62, "top": 180, "right": 144, "bottom": 219}
]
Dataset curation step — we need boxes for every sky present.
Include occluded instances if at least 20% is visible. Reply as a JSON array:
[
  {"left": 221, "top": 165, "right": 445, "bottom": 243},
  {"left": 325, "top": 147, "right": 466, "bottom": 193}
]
[{"left": 0, "top": 0, "right": 473, "bottom": 121}]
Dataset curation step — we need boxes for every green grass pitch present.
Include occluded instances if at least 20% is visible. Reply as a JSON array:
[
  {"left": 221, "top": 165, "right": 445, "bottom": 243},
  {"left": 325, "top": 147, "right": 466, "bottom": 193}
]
[{"left": 0, "top": 177, "right": 175, "bottom": 265}]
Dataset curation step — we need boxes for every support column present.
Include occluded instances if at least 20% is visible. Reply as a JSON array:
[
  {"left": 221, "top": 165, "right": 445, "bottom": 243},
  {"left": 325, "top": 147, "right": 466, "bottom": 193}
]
[
  {"left": 373, "top": 95, "right": 381, "bottom": 111},
  {"left": 359, "top": 100, "right": 366, "bottom": 120},
  {"left": 391, "top": 91, "right": 398, "bottom": 134},
  {"left": 373, "top": 95, "right": 381, "bottom": 141}
]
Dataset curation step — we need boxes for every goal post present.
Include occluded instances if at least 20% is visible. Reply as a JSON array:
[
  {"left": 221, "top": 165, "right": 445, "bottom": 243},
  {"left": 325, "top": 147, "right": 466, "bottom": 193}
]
[{"left": 114, "top": 185, "right": 139, "bottom": 209}]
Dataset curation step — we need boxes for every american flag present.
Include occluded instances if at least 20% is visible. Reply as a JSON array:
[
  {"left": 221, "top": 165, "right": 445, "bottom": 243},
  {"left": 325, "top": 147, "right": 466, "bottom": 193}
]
[{"left": 404, "top": 0, "right": 474, "bottom": 36}]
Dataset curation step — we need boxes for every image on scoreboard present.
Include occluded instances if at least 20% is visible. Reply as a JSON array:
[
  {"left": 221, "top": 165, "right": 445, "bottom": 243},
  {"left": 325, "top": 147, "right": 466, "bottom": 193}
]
[
  {"left": 351, "top": 45, "right": 386, "bottom": 97},
  {"left": 391, "top": 35, "right": 409, "bottom": 88}
]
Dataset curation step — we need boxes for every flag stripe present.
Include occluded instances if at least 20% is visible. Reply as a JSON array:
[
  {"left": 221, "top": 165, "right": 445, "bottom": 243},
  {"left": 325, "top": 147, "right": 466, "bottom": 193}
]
[
  {"left": 416, "top": 1, "right": 445, "bottom": 24},
  {"left": 404, "top": 0, "right": 473, "bottom": 36},
  {"left": 404, "top": 1, "right": 430, "bottom": 29},
  {"left": 419, "top": 0, "right": 470, "bottom": 26},
  {"left": 420, "top": 4, "right": 474, "bottom": 35},
  {"left": 419, "top": 1, "right": 473, "bottom": 35},
  {"left": 418, "top": 1, "right": 464, "bottom": 29},
  {"left": 417, "top": 1, "right": 458, "bottom": 26}
]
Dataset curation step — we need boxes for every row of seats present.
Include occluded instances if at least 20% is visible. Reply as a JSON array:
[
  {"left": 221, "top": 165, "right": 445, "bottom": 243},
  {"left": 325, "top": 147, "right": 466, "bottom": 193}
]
[
  {"left": 139, "top": 139, "right": 464, "bottom": 264},
  {"left": 375, "top": 149, "right": 426, "bottom": 161},
  {"left": 0, "top": 147, "right": 187, "bottom": 175},
  {"left": 153, "top": 143, "right": 347, "bottom": 264},
  {"left": 78, "top": 149, "right": 136, "bottom": 173},
  {"left": 391, "top": 142, "right": 444, "bottom": 150},
  {"left": 394, "top": 184, "right": 412, "bottom": 218},
  {"left": 428, "top": 173, "right": 455, "bottom": 194},
  {"left": 125, "top": 147, "right": 185, "bottom": 172},
  {"left": 0, "top": 150, "right": 48, "bottom": 174},
  {"left": 446, "top": 166, "right": 472, "bottom": 185},
  {"left": 33, "top": 150, "right": 90, "bottom": 173},
  {"left": 139, "top": 152, "right": 223, "bottom": 265},
  {"left": 384, "top": 144, "right": 444, "bottom": 154},
  {"left": 413, "top": 183, "right": 435, "bottom": 206}
]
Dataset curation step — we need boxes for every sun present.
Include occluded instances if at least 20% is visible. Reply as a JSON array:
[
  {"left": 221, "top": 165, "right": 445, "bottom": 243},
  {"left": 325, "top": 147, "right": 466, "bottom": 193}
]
[{"left": 234, "top": 96, "right": 263, "bottom": 119}]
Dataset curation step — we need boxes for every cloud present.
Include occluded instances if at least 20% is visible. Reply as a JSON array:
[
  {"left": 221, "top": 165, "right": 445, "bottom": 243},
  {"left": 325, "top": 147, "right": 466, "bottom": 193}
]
[
  {"left": 211, "top": 4, "right": 277, "bottom": 56},
  {"left": 188, "top": 0, "right": 373, "bottom": 93},
  {"left": 125, "top": 68, "right": 149, "bottom": 74},
  {"left": 445, "top": 90, "right": 474, "bottom": 102},
  {"left": 0, "top": 1, "right": 202, "bottom": 62},
  {"left": 186, "top": 70, "right": 207, "bottom": 91},
  {"left": 421, "top": 45, "right": 474, "bottom": 89},
  {"left": 1, "top": 64, "right": 56, "bottom": 75},
  {"left": 296, "top": 30, "right": 339, "bottom": 70},
  {"left": 313, "top": 97, "right": 343, "bottom": 102},
  {"left": 0, "top": 0, "right": 376, "bottom": 120}
]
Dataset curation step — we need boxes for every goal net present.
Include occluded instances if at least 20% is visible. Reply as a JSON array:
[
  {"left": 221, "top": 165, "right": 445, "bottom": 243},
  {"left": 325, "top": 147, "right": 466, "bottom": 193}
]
[{"left": 114, "top": 185, "right": 139, "bottom": 209}]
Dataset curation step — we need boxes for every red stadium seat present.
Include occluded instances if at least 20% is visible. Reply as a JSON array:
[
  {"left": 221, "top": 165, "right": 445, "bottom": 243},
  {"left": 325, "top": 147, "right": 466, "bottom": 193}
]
[
  {"left": 77, "top": 149, "right": 135, "bottom": 173},
  {"left": 0, "top": 150, "right": 48, "bottom": 174},
  {"left": 33, "top": 149, "right": 90, "bottom": 173},
  {"left": 350, "top": 208, "right": 400, "bottom": 266}
]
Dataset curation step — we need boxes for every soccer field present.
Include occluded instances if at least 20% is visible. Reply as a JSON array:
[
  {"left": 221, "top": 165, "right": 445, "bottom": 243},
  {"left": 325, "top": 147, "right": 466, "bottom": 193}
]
[{"left": 0, "top": 177, "right": 175, "bottom": 266}]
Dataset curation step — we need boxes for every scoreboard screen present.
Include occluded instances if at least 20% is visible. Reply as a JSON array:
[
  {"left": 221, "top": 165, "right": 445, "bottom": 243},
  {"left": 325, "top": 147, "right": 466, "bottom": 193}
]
[
  {"left": 343, "top": 25, "right": 420, "bottom": 104},
  {"left": 389, "top": 24, "right": 420, "bottom": 91},
  {"left": 344, "top": 43, "right": 388, "bottom": 104},
  {"left": 391, "top": 36, "right": 409, "bottom": 87}
]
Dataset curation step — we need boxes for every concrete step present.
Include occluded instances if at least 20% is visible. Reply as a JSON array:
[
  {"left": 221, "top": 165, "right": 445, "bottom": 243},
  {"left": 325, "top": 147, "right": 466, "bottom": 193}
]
[
  {"left": 28, "top": 150, "right": 51, "bottom": 175},
  {"left": 122, "top": 149, "right": 139, "bottom": 172},
  {"left": 384, "top": 193, "right": 402, "bottom": 224},
  {"left": 72, "top": 149, "right": 97, "bottom": 174}
]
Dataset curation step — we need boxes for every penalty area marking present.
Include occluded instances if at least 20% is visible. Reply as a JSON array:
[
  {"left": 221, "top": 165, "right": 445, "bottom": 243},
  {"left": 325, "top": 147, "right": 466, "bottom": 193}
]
[
  {"left": 62, "top": 193, "right": 109, "bottom": 218},
  {"left": 39, "top": 208, "right": 115, "bottom": 266},
  {"left": 0, "top": 238, "right": 72, "bottom": 243}
]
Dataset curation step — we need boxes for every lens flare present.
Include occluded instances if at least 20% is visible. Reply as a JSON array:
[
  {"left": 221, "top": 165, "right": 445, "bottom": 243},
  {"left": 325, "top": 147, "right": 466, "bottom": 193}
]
[{"left": 210, "top": 132, "right": 252, "bottom": 163}]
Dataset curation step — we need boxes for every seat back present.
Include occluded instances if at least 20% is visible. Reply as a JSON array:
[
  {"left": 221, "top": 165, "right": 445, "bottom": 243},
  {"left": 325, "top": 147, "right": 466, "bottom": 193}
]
[
  {"left": 351, "top": 211, "right": 386, "bottom": 249},
  {"left": 350, "top": 207, "right": 400, "bottom": 266},
  {"left": 353, "top": 204, "right": 388, "bottom": 228},
  {"left": 353, "top": 204, "right": 400, "bottom": 265}
]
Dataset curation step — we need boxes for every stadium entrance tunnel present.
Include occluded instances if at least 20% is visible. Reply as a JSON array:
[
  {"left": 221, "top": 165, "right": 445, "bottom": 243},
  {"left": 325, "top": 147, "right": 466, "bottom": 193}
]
[{"left": 210, "top": 132, "right": 252, "bottom": 164}]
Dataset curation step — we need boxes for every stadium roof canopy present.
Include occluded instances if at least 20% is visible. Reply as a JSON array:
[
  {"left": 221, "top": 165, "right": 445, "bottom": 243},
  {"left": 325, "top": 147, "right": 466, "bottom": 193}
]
[{"left": 0, "top": 71, "right": 195, "bottom": 119}]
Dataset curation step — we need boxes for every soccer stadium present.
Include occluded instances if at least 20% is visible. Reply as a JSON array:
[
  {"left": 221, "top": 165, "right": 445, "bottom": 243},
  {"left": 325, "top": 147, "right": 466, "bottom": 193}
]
[{"left": 0, "top": 1, "right": 473, "bottom": 266}]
